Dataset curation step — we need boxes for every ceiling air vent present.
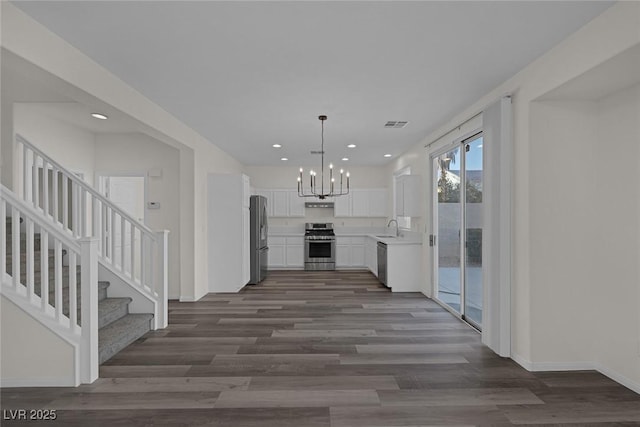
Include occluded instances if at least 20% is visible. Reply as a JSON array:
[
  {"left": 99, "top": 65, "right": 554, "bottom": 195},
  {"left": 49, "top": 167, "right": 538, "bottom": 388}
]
[{"left": 384, "top": 121, "right": 409, "bottom": 129}]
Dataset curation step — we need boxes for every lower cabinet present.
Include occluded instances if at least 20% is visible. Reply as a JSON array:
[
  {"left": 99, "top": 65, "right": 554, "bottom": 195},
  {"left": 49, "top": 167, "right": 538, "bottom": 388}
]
[
  {"left": 269, "top": 237, "right": 286, "bottom": 268},
  {"left": 385, "top": 244, "right": 422, "bottom": 292},
  {"left": 285, "top": 237, "right": 304, "bottom": 267},
  {"left": 268, "top": 236, "right": 304, "bottom": 269},
  {"left": 336, "top": 236, "right": 366, "bottom": 268},
  {"left": 365, "top": 237, "right": 378, "bottom": 276}
]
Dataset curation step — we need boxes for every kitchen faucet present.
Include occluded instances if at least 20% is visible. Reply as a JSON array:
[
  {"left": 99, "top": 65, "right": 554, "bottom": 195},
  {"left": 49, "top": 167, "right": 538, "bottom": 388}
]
[{"left": 387, "top": 219, "right": 399, "bottom": 237}]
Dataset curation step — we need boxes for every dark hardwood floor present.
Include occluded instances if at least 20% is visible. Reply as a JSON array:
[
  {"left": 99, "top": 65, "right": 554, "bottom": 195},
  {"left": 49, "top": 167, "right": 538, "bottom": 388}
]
[{"left": 2, "top": 270, "right": 639, "bottom": 426}]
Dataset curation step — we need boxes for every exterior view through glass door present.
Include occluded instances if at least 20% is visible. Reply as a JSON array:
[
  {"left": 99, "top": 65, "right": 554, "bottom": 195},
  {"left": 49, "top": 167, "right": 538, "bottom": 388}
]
[{"left": 433, "top": 133, "right": 483, "bottom": 328}]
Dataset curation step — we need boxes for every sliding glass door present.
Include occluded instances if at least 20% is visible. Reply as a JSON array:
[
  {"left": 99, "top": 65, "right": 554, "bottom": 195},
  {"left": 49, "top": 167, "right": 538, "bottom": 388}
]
[
  {"left": 432, "top": 133, "right": 483, "bottom": 328},
  {"left": 435, "top": 146, "right": 462, "bottom": 312}
]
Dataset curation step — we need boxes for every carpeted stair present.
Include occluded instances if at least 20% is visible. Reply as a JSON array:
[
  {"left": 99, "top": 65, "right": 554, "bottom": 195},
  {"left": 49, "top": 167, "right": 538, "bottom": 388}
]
[{"left": 5, "top": 217, "right": 154, "bottom": 364}]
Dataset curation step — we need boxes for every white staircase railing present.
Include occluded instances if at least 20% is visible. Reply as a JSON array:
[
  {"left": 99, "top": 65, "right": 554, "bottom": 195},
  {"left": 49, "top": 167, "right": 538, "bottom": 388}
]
[
  {"left": 1, "top": 185, "right": 99, "bottom": 385},
  {"left": 15, "top": 134, "right": 167, "bottom": 329}
]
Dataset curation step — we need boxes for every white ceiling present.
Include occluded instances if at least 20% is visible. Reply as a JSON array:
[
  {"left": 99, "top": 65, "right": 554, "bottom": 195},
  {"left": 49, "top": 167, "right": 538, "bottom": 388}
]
[{"left": 12, "top": 1, "right": 612, "bottom": 166}]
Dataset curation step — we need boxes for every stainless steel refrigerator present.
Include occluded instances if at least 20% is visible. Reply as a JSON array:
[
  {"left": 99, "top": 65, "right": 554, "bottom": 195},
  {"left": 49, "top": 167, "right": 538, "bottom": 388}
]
[{"left": 249, "top": 195, "right": 268, "bottom": 284}]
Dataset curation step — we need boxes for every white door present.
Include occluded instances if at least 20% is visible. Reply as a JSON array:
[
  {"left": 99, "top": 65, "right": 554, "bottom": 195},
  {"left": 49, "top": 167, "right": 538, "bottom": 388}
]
[{"left": 99, "top": 175, "right": 146, "bottom": 276}]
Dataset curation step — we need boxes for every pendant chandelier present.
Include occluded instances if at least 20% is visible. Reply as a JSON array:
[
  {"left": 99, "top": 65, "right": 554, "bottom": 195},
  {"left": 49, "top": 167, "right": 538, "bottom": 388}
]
[{"left": 297, "top": 115, "right": 350, "bottom": 199}]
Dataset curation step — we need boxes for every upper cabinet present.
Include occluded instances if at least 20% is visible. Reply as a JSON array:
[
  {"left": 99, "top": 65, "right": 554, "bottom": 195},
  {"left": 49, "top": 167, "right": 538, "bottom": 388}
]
[
  {"left": 335, "top": 189, "right": 388, "bottom": 218},
  {"left": 254, "top": 187, "right": 388, "bottom": 218},
  {"left": 253, "top": 189, "right": 305, "bottom": 218},
  {"left": 395, "top": 175, "right": 421, "bottom": 217},
  {"left": 288, "top": 191, "right": 306, "bottom": 217},
  {"left": 333, "top": 192, "right": 352, "bottom": 217},
  {"left": 272, "top": 190, "right": 289, "bottom": 217}
]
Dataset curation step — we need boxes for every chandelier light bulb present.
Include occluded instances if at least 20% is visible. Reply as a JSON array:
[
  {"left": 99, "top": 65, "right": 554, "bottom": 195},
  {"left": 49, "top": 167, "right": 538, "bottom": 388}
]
[{"left": 329, "top": 163, "right": 333, "bottom": 169}]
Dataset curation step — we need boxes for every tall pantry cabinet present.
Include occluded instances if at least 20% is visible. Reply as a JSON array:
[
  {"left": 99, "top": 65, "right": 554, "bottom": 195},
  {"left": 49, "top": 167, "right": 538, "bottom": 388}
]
[{"left": 207, "top": 173, "right": 251, "bottom": 292}]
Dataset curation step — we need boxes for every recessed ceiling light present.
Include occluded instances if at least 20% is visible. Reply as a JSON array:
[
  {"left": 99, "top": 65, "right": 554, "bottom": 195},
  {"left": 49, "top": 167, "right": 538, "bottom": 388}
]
[
  {"left": 384, "top": 154, "right": 392, "bottom": 158},
  {"left": 342, "top": 157, "right": 349, "bottom": 161},
  {"left": 280, "top": 157, "right": 288, "bottom": 161},
  {"left": 272, "top": 144, "right": 282, "bottom": 148},
  {"left": 91, "top": 113, "right": 108, "bottom": 120},
  {"left": 347, "top": 144, "right": 356, "bottom": 148}
]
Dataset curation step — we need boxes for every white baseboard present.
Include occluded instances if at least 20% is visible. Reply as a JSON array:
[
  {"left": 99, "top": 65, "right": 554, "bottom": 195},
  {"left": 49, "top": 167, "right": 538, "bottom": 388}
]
[
  {"left": 1, "top": 376, "right": 77, "bottom": 388},
  {"left": 179, "top": 296, "right": 198, "bottom": 302},
  {"left": 596, "top": 363, "right": 640, "bottom": 395},
  {"left": 511, "top": 353, "right": 640, "bottom": 395},
  {"left": 529, "top": 360, "right": 594, "bottom": 371},
  {"left": 511, "top": 352, "right": 533, "bottom": 371}
]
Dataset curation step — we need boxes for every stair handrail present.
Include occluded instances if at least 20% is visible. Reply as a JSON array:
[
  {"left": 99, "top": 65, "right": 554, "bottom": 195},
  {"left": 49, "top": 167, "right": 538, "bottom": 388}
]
[
  {"left": 1, "top": 184, "right": 99, "bottom": 385},
  {"left": 15, "top": 134, "right": 156, "bottom": 239},
  {"left": 1, "top": 184, "right": 81, "bottom": 253},
  {"left": 15, "top": 133, "right": 168, "bottom": 329}
]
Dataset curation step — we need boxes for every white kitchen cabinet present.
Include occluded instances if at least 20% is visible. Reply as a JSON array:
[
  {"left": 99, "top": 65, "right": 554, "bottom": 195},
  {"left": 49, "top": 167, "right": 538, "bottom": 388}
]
[
  {"left": 334, "top": 193, "right": 352, "bottom": 217},
  {"left": 288, "top": 192, "right": 306, "bottom": 217},
  {"left": 336, "top": 236, "right": 366, "bottom": 268},
  {"left": 254, "top": 189, "right": 305, "bottom": 217},
  {"left": 385, "top": 243, "right": 422, "bottom": 292},
  {"left": 336, "top": 237, "right": 351, "bottom": 267},
  {"left": 365, "top": 237, "right": 378, "bottom": 275},
  {"left": 267, "top": 235, "right": 305, "bottom": 269},
  {"left": 395, "top": 175, "right": 421, "bottom": 217},
  {"left": 285, "top": 236, "right": 304, "bottom": 267},
  {"left": 208, "top": 173, "right": 251, "bottom": 292},
  {"left": 335, "top": 189, "right": 388, "bottom": 218},
  {"left": 269, "top": 236, "right": 286, "bottom": 268},
  {"left": 351, "top": 191, "right": 369, "bottom": 217},
  {"left": 350, "top": 238, "right": 365, "bottom": 267},
  {"left": 368, "top": 189, "right": 388, "bottom": 217},
  {"left": 272, "top": 190, "right": 289, "bottom": 217}
]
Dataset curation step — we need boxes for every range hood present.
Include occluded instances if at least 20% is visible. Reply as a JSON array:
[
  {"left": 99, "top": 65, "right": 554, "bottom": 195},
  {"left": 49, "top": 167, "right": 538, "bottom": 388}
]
[{"left": 305, "top": 202, "right": 335, "bottom": 209}]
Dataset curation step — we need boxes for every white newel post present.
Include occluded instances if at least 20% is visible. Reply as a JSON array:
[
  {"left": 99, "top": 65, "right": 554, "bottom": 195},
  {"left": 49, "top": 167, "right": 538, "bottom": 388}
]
[
  {"left": 154, "top": 230, "right": 169, "bottom": 329},
  {"left": 80, "top": 237, "right": 99, "bottom": 384}
]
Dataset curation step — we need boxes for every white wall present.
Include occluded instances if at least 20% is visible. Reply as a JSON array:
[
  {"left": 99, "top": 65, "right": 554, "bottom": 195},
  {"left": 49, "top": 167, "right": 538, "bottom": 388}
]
[
  {"left": 527, "top": 83, "right": 640, "bottom": 389},
  {"left": 591, "top": 84, "right": 640, "bottom": 387},
  {"left": 94, "top": 133, "right": 182, "bottom": 299},
  {"left": 1, "top": 297, "right": 77, "bottom": 386},
  {"left": 386, "top": 2, "right": 640, "bottom": 390},
  {"left": 1, "top": 2, "right": 245, "bottom": 302},
  {"left": 529, "top": 100, "right": 599, "bottom": 365},
  {"left": 10, "top": 104, "right": 184, "bottom": 300},
  {"left": 245, "top": 165, "right": 390, "bottom": 228},
  {"left": 14, "top": 103, "right": 96, "bottom": 185}
]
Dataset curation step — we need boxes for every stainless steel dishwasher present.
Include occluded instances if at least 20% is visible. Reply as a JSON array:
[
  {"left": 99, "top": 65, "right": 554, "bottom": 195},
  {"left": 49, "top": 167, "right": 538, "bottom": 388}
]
[{"left": 377, "top": 241, "right": 388, "bottom": 286}]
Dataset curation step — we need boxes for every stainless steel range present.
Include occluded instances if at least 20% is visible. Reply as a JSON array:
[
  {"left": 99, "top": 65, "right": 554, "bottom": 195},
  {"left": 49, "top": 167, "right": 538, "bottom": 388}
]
[{"left": 304, "top": 222, "right": 336, "bottom": 271}]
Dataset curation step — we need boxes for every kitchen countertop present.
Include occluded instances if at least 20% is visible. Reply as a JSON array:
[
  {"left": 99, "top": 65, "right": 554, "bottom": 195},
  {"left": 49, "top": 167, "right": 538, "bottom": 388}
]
[
  {"left": 366, "top": 234, "right": 422, "bottom": 246},
  {"left": 268, "top": 229, "right": 422, "bottom": 245},
  {"left": 331, "top": 233, "right": 422, "bottom": 246}
]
